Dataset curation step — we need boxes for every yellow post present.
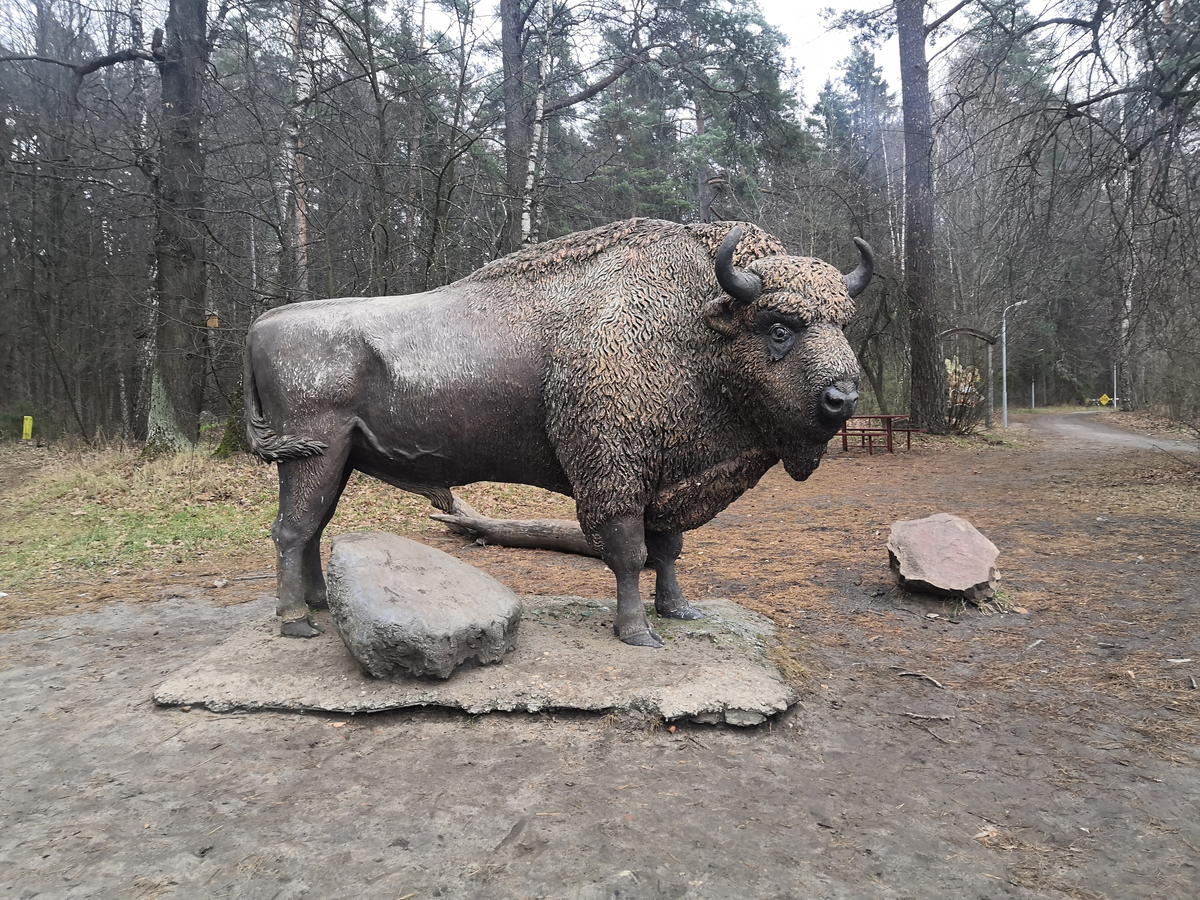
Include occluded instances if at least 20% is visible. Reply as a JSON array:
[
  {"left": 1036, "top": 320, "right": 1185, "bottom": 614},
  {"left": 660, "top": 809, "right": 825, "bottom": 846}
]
[{"left": 22, "top": 416, "right": 33, "bottom": 440}]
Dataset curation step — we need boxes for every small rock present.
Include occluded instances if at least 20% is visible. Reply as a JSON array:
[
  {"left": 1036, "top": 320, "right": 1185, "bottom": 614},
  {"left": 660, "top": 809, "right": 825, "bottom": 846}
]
[
  {"left": 887, "top": 513, "right": 999, "bottom": 603},
  {"left": 327, "top": 531, "right": 522, "bottom": 680},
  {"left": 724, "top": 709, "right": 767, "bottom": 727}
]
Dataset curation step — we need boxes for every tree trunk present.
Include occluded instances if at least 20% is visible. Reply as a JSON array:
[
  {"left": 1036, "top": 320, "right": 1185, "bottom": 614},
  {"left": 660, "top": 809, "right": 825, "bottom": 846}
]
[
  {"left": 857, "top": 294, "right": 890, "bottom": 414},
  {"left": 404, "top": 0, "right": 427, "bottom": 284},
  {"left": 432, "top": 497, "right": 598, "bottom": 558},
  {"left": 126, "top": 0, "right": 157, "bottom": 442},
  {"left": 520, "top": 79, "right": 547, "bottom": 246},
  {"left": 363, "top": 0, "right": 391, "bottom": 295},
  {"left": 695, "top": 95, "right": 713, "bottom": 222},
  {"left": 422, "top": 9, "right": 471, "bottom": 288},
  {"left": 896, "top": 0, "right": 947, "bottom": 433},
  {"left": 146, "top": 0, "right": 209, "bottom": 449},
  {"left": 519, "top": 0, "right": 552, "bottom": 247},
  {"left": 500, "top": 0, "right": 532, "bottom": 255},
  {"left": 281, "top": 0, "right": 312, "bottom": 304}
]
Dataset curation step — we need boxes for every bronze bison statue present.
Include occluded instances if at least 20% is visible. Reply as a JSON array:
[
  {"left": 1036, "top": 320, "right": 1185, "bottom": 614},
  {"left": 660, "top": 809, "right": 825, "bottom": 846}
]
[{"left": 244, "top": 218, "right": 871, "bottom": 647}]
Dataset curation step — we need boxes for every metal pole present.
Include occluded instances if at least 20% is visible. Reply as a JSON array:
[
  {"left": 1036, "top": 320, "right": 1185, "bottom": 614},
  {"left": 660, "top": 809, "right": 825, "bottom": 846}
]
[
  {"left": 1001, "top": 300, "right": 1027, "bottom": 428},
  {"left": 986, "top": 344, "right": 993, "bottom": 429},
  {"left": 1031, "top": 379, "right": 1035, "bottom": 409},
  {"left": 1112, "top": 364, "right": 1118, "bottom": 410},
  {"left": 1002, "top": 309, "right": 1009, "bottom": 428}
]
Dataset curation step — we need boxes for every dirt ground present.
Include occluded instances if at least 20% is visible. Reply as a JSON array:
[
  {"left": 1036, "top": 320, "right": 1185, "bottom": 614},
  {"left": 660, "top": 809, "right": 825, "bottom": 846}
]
[{"left": 1, "top": 412, "right": 1198, "bottom": 899}]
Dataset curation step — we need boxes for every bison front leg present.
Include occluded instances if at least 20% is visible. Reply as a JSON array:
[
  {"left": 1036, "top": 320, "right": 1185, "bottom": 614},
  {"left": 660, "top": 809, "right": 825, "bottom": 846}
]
[
  {"left": 595, "top": 517, "right": 664, "bottom": 649},
  {"left": 646, "top": 530, "right": 704, "bottom": 621}
]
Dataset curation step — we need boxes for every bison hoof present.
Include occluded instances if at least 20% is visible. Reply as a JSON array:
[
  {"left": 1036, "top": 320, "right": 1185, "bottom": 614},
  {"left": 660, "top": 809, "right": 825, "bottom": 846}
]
[
  {"left": 620, "top": 629, "right": 665, "bottom": 649},
  {"left": 658, "top": 603, "right": 704, "bottom": 621},
  {"left": 281, "top": 616, "right": 323, "bottom": 638}
]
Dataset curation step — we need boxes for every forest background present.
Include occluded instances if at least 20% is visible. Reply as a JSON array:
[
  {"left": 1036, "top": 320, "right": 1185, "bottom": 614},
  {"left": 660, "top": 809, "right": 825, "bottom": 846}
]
[{"left": 1, "top": 0, "right": 1197, "bottom": 448}]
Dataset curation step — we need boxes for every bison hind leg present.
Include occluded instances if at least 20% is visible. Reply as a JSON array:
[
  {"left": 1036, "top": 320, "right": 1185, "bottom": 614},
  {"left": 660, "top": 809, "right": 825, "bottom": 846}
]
[
  {"left": 281, "top": 617, "right": 323, "bottom": 638},
  {"left": 621, "top": 630, "right": 666, "bottom": 648},
  {"left": 300, "top": 462, "right": 354, "bottom": 612},
  {"left": 646, "top": 529, "right": 704, "bottom": 621},
  {"left": 273, "top": 441, "right": 352, "bottom": 635}
]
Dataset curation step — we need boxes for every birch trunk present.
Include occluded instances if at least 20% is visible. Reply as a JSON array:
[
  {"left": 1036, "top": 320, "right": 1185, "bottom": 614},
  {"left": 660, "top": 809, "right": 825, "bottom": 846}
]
[
  {"left": 281, "top": 0, "right": 312, "bottom": 304},
  {"left": 520, "top": 81, "right": 547, "bottom": 246}
]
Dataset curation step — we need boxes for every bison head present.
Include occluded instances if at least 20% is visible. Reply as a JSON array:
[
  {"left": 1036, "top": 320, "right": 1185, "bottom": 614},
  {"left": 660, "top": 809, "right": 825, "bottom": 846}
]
[{"left": 704, "top": 227, "right": 872, "bottom": 480}]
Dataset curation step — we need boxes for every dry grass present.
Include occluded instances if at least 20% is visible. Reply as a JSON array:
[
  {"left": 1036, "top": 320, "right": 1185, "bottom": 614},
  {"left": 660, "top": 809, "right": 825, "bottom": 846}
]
[
  {"left": 1109, "top": 408, "right": 1198, "bottom": 439},
  {"left": 0, "top": 442, "right": 586, "bottom": 629},
  {"left": 0, "top": 445, "right": 277, "bottom": 587},
  {"left": 767, "top": 633, "right": 810, "bottom": 685}
]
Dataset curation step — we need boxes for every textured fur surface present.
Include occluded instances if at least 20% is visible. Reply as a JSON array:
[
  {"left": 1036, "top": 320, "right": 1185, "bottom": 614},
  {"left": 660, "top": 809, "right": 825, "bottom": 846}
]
[
  {"left": 246, "top": 217, "right": 860, "bottom": 531},
  {"left": 460, "top": 218, "right": 859, "bottom": 531},
  {"left": 468, "top": 218, "right": 789, "bottom": 284},
  {"left": 244, "top": 217, "right": 862, "bottom": 628}
]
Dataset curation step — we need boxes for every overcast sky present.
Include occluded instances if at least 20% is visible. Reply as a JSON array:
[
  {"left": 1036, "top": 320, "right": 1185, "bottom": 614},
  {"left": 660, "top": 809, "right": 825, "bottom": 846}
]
[{"left": 754, "top": 0, "right": 901, "bottom": 107}]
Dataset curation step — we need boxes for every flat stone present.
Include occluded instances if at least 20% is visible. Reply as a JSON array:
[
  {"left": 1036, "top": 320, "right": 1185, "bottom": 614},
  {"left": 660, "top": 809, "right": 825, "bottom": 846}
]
[
  {"left": 888, "top": 513, "right": 1000, "bottom": 603},
  {"left": 153, "top": 596, "right": 796, "bottom": 726},
  {"left": 326, "top": 532, "right": 522, "bottom": 679}
]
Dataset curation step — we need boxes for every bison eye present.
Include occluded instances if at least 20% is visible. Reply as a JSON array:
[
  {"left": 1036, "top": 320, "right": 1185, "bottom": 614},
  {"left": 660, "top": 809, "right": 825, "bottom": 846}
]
[{"left": 767, "top": 323, "right": 796, "bottom": 360}]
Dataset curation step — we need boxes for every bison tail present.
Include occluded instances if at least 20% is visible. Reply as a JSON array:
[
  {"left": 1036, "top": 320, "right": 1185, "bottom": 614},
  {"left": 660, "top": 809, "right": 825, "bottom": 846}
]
[
  {"left": 243, "top": 330, "right": 328, "bottom": 463},
  {"left": 245, "top": 413, "right": 328, "bottom": 462}
]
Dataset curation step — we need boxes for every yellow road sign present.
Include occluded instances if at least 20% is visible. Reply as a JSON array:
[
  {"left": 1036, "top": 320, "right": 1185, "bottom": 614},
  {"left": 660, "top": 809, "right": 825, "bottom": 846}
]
[
  {"left": 1099, "top": 394, "right": 1111, "bottom": 406},
  {"left": 22, "top": 416, "right": 33, "bottom": 440}
]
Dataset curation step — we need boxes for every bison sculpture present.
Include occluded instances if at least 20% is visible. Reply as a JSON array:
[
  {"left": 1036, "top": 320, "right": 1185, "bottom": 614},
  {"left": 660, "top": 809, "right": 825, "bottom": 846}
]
[{"left": 245, "top": 218, "right": 871, "bottom": 647}]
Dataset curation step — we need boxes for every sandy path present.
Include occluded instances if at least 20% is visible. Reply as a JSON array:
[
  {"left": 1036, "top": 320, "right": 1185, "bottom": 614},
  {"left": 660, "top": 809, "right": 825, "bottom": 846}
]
[
  {"left": 1, "top": 436, "right": 1198, "bottom": 899},
  {"left": 1026, "top": 411, "right": 1198, "bottom": 452}
]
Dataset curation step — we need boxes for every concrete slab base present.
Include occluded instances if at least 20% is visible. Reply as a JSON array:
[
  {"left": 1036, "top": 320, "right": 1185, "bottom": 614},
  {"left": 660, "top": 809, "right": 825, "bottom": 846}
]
[{"left": 153, "top": 596, "right": 796, "bottom": 726}]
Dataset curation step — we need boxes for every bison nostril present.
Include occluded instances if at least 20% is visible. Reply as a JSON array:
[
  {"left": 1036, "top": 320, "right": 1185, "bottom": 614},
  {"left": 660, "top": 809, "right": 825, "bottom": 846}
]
[{"left": 819, "top": 385, "right": 858, "bottom": 424}]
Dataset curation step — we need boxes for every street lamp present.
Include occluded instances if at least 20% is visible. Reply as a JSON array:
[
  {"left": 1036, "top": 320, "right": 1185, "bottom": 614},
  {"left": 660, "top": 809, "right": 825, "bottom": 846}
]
[{"left": 1001, "top": 299, "right": 1028, "bottom": 428}]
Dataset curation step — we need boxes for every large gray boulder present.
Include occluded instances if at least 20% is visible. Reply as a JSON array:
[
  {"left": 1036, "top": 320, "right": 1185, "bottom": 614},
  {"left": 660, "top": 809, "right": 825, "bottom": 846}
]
[
  {"left": 326, "top": 531, "right": 522, "bottom": 679},
  {"left": 887, "top": 513, "right": 1000, "bottom": 603}
]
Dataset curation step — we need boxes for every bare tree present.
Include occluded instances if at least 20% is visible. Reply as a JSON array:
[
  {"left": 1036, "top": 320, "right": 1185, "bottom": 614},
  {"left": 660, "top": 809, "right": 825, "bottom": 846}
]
[
  {"left": 499, "top": 0, "right": 648, "bottom": 252},
  {"left": 145, "top": 0, "right": 213, "bottom": 448},
  {"left": 896, "top": 0, "right": 957, "bottom": 432}
]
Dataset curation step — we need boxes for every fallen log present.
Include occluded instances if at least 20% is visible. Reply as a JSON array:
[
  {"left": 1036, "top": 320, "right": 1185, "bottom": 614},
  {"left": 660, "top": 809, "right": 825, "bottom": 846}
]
[{"left": 431, "top": 496, "right": 599, "bottom": 558}]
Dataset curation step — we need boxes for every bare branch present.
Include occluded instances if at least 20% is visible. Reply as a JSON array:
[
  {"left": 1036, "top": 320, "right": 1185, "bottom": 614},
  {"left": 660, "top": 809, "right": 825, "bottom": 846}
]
[
  {"left": 0, "top": 53, "right": 77, "bottom": 69},
  {"left": 925, "top": 0, "right": 976, "bottom": 36},
  {"left": 74, "top": 48, "right": 158, "bottom": 78},
  {"left": 0, "top": 48, "right": 156, "bottom": 79},
  {"left": 545, "top": 50, "right": 648, "bottom": 115}
]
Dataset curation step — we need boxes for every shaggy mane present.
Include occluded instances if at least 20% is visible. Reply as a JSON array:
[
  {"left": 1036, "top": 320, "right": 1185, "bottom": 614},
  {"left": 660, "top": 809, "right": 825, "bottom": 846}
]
[{"left": 465, "top": 218, "right": 789, "bottom": 283}]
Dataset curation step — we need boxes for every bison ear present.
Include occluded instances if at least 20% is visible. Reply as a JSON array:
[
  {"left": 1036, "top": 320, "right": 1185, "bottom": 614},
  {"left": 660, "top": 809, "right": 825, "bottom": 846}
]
[{"left": 702, "top": 297, "right": 740, "bottom": 337}]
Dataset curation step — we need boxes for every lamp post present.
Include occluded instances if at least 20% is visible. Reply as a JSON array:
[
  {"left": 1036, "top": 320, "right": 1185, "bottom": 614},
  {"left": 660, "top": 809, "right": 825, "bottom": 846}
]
[{"left": 1001, "top": 299, "right": 1028, "bottom": 428}]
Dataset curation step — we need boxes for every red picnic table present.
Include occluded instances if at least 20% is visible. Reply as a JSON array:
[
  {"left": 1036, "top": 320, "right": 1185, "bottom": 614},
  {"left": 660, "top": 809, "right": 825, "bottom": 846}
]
[{"left": 839, "top": 414, "right": 921, "bottom": 454}]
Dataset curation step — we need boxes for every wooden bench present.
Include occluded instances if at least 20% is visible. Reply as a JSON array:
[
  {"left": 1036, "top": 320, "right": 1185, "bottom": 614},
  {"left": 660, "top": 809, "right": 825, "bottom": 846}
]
[{"left": 839, "top": 414, "right": 923, "bottom": 454}]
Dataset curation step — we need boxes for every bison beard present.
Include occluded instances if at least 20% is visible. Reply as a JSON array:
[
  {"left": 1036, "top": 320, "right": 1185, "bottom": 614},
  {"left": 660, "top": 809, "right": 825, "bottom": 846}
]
[
  {"left": 782, "top": 446, "right": 827, "bottom": 482},
  {"left": 245, "top": 218, "right": 871, "bottom": 648}
]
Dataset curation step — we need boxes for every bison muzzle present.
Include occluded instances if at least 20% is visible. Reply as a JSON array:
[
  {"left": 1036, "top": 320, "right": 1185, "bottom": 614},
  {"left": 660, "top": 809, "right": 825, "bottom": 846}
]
[{"left": 244, "top": 219, "right": 872, "bottom": 647}]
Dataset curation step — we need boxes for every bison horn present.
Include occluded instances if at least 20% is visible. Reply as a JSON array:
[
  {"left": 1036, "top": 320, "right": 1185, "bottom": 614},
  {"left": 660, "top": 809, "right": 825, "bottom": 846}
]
[
  {"left": 845, "top": 237, "right": 874, "bottom": 298},
  {"left": 715, "top": 226, "right": 763, "bottom": 304}
]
